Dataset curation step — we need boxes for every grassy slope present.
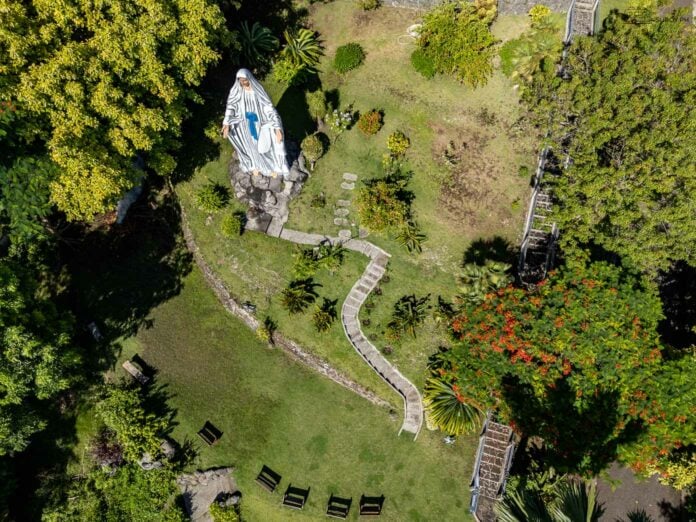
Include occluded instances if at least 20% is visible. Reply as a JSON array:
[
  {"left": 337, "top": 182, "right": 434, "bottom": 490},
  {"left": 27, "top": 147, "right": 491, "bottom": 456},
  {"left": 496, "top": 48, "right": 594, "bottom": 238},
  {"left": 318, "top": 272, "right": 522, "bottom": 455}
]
[
  {"left": 119, "top": 268, "right": 476, "bottom": 521},
  {"left": 179, "top": 2, "right": 535, "bottom": 391}
]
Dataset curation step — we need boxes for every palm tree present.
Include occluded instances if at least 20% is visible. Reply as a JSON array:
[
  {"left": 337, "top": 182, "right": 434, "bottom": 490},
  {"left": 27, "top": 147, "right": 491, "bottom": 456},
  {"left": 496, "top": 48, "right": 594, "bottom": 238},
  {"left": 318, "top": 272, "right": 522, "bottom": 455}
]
[
  {"left": 423, "top": 378, "right": 484, "bottom": 435},
  {"left": 312, "top": 298, "right": 338, "bottom": 332},
  {"left": 458, "top": 260, "right": 512, "bottom": 304},
  {"left": 496, "top": 479, "right": 604, "bottom": 522},
  {"left": 511, "top": 26, "right": 562, "bottom": 84},
  {"left": 317, "top": 243, "right": 345, "bottom": 273},
  {"left": 238, "top": 21, "right": 278, "bottom": 67},
  {"left": 387, "top": 294, "right": 431, "bottom": 338},
  {"left": 281, "top": 28, "right": 323, "bottom": 69},
  {"left": 396, "top": 221, "right": 426, "bottom": 254},
  {"left": 281, "top": 279, "right": 319, "bottom": 314}
]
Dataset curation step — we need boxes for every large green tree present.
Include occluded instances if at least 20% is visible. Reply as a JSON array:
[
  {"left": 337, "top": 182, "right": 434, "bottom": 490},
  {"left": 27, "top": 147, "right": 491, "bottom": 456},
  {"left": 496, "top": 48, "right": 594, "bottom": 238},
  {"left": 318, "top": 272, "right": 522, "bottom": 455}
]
[
  {"left": 524, "top": 10, "right": 696, "bottom": 273},
  {"left": 0, "top": 259, "right": 78, "bottom": 455},
  {"left": 433, "top": 262, "right": 695, "bottom": 474},
  {"left": 0, "top": 0, "right": 231, "bottom": 221}
]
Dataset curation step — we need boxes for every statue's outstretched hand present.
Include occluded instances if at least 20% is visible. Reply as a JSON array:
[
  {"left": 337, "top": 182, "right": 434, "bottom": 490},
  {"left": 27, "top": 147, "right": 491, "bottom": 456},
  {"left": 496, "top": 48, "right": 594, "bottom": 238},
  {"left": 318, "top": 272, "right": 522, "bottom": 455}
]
[
  {"left": 275, "top": 129, "right": 283, "bottom": 144},
  {"left": 222, "top": 124, "right": 230, "bottom": 139}
]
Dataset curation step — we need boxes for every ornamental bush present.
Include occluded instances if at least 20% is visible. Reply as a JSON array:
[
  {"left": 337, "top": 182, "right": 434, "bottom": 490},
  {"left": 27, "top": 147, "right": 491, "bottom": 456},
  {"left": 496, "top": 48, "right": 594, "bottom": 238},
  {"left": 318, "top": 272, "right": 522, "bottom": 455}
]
[
  {"left": 410, "top": 48, "right": 436, "bottom": 79},
  {"left": 305, "top": 89, "right": 328, "bottom": 123},
  {"left": 220, "top": 212, "right": 244, "bottom": 237},
  {"left": 418, "top": 2, "right": 496, "bottom": 87},
  {"left": 356, "top": 179, "right": 409, "bottom": 231},
  {"left": 387, "top": 131, "right": 411, "bottom": 156},
  {"left": 528, "top": 4, "right": 552, "bottom": 26},
  {"left": 356, "top": 0, "right": 380, "bottom": 10},
  {"left": 301, "top": 134, "right": 324, "bottom": 169},
  {"left": 196, "top": 182, "right": 229, "bottom": 213},
  {"left": 334, "top": 43, "right": 365, "bottom": 73},
  {"left": 357, "top": 110, "right": 383, "bottom": 135}
]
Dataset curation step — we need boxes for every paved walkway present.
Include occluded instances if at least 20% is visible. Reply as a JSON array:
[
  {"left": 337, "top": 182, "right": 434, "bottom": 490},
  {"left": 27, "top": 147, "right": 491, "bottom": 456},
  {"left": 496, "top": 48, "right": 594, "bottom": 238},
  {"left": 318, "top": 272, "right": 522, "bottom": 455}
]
[{"left": 278, "top": 228, "right": 424, "bottom": 439}]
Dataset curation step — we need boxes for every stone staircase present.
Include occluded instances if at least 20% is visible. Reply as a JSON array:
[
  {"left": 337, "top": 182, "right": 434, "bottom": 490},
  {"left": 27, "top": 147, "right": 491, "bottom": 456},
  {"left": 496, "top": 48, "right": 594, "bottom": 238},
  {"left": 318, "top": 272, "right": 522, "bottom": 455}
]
[
  {"left": 276, "top": 228, "right": 424, "bottom": 438},
  {"left": 470, "top": 417, "right": 516, "bottom": 521}
]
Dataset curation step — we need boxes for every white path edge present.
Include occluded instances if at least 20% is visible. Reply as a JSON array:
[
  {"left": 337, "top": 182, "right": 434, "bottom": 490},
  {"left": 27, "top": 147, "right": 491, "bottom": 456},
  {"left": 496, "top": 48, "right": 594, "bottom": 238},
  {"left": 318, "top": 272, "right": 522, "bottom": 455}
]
[{"left": 278, "top": 228, "right": 424, "bottom": 439}]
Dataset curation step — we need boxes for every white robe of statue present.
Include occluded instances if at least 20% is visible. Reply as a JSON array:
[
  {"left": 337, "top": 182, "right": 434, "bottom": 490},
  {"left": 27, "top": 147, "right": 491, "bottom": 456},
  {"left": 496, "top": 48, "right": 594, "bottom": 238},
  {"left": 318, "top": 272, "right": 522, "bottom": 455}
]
[{"left": 222, "top": 69, "right": 290, "bottom": 178}]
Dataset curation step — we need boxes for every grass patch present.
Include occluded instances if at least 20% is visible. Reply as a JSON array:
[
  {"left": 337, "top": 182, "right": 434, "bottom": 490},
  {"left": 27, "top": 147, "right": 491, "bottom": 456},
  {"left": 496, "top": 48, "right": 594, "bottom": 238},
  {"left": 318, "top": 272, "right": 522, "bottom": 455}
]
[{"left": 113, "top": 267, "right": 476, "bottom": 521}]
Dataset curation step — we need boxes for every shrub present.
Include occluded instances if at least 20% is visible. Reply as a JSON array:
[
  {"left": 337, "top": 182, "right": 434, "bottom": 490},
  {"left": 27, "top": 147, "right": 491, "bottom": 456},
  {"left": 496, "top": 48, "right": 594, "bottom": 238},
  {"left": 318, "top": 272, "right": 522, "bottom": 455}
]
[
  {"left": 528, "top": 4, "right": 552, "bottom": 27},
  {"left": 292, "top": 248, "right": 320, "bottom": 278},
  {"left": 387, "top": 294, "right": 431, "bottom": 339},
  {"left": 499, "top": 39, "right": 521, "bottom": 77},
  {"left": 387, "top": 131, "right": 411, "bottom": 156},
  {"left": 411, "top": 48, "right": 436, "bottom": 79},
  {"left": 196, "top": 182, "right": 229, "bottom": 213},
  {"left": 356, "top": 0, "right": 380, "bottom": 10},
  {"left": 210, "top": 503, "right": 240, "bottom": 522},
  {"left": 356, "top": 180, "right": 409, "bottom": 232},
  {"left": 334, "top": 43, "right": 365, "bottom": 73},
  {"left": 281, "top": 279, "right": 319, "bottom": 314},
  {"left": 326, "top": 106, "right": 354, "bottom": 138},
  {"left": 357, "top": 109, "right": 383, "bottom": 135},
  {"left": 306, "top": 89, "right": 327, "bottom": 123},
  {"left": 396, "top": 221, "right": 426, "bottom": 254},
  {"left": 220, "top": 212, "right": 244, "bottom": 237},
  {"left": 301, "top": 134, "right": 324, "bottom": 169},
  {"left": 312, "top": 299, "right": 337, "bottom": 332},
  {"left": 256, "top": 316, "right": 276, "bottom": 343},
  {"left": 317, "top": 243, "right": 345, "bottom": 273},
  {"left": 474, "top": 0, "right": 498, "bottom": 23},
  {"left": 418, "top": 2, "right": 496, "bottom": 87},
  {"left": 272, "top": 57, "right": 308, "bottom": 86},
  {"left": 310, "top": 193, "right": 326, "bottom": 208}
]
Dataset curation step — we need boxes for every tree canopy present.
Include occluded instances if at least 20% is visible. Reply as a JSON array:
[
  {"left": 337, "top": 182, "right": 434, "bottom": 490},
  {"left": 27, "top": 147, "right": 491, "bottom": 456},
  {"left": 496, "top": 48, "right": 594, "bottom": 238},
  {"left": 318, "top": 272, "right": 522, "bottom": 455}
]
[
  {"left": 0, "top": 259, "right": 78, "bottom": 455},
  {"left": 0, "top": 0, "right": 230, "bottom": 221},
  {"left": 524, "top": 10, "right": 696, "bottom": 273},
  {"left": 433, "top": 262, "right": 695, "bottom": 474}
]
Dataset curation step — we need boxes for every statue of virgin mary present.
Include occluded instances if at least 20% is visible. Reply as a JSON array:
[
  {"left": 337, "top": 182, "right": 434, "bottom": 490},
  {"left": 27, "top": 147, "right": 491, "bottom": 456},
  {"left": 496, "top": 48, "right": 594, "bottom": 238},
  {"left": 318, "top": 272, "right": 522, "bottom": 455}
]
[{"left": 221, "top": 69, "right": 290, "bottom": 178}]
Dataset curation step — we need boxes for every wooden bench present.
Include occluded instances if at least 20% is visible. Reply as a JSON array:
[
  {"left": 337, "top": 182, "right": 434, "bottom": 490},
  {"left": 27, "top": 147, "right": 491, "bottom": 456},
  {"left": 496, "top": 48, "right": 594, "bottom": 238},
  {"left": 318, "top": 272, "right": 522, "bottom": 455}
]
[
  {"left": 255, "top": 465, "right": 281, "bottom": 493},
  {"left": 197, "top": 421, "right": 223, "bottom": 446},
  {"left": 282, "top": 485, "right": 310, "bottom": 510},
  {"left": 326, "top": 494, "right": 352, "bottom": 519},
  {"left": 122, "top": 360, "right": 149, "bottom": 385},
  {"left": 359, "top": 494, "right": 385, "bottom": 516}
]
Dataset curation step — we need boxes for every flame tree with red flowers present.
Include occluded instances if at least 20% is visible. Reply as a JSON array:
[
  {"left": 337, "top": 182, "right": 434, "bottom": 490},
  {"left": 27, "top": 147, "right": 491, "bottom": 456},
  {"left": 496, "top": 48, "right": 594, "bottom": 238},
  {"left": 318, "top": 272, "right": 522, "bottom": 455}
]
[{"left": 428, "top": 261, "right": 695, "bottom": 476}]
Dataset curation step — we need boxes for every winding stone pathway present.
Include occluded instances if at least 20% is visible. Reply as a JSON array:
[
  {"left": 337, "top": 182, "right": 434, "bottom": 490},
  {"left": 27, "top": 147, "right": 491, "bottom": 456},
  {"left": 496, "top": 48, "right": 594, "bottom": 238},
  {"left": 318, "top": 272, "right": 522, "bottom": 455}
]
[{"left": 277, "top": 228, "right": 424, "bottom": 439}]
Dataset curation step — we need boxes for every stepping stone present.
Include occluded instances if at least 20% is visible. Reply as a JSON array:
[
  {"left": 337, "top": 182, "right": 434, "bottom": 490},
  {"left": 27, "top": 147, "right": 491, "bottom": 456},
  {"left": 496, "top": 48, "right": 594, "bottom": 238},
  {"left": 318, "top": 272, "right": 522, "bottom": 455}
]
[
  {"left": 338, "top": 229, "right": 352, "bottom": 240},
  {"left": 334, "top": 218, "right": 349, "bottom": 226},
  {"left": 336, "top": 199, "right": 351, "bottom": 207},
  {"left": 341, "top": 182, "right": 355, "bottom": 190},
  {"left": 358, "top": 228, "right": 369, "bottom": 239},
  {"left": 334, "top": 208, "right": 349, "bottom": 217},
  {"left": 343, "top": 172, "right": 358, "bottom": 182}
]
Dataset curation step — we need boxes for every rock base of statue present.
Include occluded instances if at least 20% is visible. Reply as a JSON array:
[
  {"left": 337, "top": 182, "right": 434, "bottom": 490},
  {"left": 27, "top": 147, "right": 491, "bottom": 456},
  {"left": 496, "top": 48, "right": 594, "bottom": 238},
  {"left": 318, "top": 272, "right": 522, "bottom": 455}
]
[{"left": 229, "top": 142, "right": 308, "bottom": 236}]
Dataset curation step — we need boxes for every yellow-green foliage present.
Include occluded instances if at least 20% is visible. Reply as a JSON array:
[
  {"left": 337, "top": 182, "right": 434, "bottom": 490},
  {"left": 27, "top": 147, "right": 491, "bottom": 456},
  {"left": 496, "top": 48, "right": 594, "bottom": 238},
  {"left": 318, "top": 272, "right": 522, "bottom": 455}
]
[
  {"left": 209, "top": 503, "right": 240, "bottom": 522},
  {"left": 3, "top": 0, "right": 228, "bottom": 221},
  {"left": 387, "top": 131, "right": 411, "bottom": 156},
  {"left": 528, "top": 4, "right": 552, "bottom": 26},
  {"left": 648, "top": 452, "right": 696, "bottom": 490},
  {"left": 356, "top": 180, "right": 408, "bottom": 232}
]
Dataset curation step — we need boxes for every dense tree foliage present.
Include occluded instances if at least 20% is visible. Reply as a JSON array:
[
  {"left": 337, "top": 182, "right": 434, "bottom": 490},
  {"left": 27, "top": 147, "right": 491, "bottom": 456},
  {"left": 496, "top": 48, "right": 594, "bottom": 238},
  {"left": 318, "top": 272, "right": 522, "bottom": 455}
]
[
  {"left": 0, "top": 259, "right": 78, "bottom": 455},
  {"left": 524, "top": 10, "right": 696, "bottom": 273},
  {"left": 0, "top": 0, "right": 230, "bottom": 221},
  {"left": 417, "top": 1, "right": 496, "bottom": 87},
  {"left": 433, "top": 262, "right": 695, "bottom": 474},
  {"left": 42, "top": 464, "right": 186, "bottom": 521}
]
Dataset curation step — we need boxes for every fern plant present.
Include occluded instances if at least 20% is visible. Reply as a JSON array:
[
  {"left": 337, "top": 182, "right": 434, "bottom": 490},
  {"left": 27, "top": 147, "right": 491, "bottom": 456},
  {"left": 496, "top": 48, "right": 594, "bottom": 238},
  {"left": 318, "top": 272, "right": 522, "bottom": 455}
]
[{"left": 239, "top": 21, "right": 278, "bottom": 66}]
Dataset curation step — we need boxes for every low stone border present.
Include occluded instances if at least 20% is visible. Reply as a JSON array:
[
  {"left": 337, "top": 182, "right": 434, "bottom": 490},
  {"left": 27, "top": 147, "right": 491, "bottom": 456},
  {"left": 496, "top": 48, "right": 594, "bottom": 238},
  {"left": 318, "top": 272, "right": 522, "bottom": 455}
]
[{"left": 180, "top": 207, "right": 391, "bottom": 409}]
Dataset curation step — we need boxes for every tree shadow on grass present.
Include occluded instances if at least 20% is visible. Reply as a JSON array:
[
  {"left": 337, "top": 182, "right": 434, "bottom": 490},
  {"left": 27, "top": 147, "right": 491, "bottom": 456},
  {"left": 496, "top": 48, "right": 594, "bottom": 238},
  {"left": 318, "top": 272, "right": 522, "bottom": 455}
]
[
  {"left": 501, "top": 376, "right": 641, "bottom": 475},
  {"left": 463, "top": 236, "right": 518, "bottom": 267},
  {"left": 276, "top": 84, "right": 316, "bottom": 142},
  {"left": 658, "top": 261, "right": 696, "bottom": 354}
]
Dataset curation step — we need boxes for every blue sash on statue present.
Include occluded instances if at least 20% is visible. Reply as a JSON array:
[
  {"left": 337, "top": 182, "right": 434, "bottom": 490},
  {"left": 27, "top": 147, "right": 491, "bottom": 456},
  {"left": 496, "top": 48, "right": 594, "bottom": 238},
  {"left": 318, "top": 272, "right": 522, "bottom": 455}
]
[{"left": 245, "top": 112, "right": 259, "bottom": 141}]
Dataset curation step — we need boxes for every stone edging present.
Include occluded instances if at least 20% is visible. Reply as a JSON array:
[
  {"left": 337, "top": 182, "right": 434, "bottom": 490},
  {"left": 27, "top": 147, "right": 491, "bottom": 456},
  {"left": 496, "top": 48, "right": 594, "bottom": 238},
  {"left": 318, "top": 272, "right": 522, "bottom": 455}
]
[{"left": 180, "top": 207, "right": 391, "bottom": 409}]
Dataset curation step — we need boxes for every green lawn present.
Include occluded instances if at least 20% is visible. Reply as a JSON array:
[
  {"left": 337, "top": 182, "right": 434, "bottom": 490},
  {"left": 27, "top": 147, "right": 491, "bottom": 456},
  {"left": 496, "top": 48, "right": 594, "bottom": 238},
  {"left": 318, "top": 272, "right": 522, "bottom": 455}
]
[
  {"left": 114, "top": 267, "right": 475, "bottom": 521},
  {"left": 178, "top": 2, "right": 536, "bottom": 393}
]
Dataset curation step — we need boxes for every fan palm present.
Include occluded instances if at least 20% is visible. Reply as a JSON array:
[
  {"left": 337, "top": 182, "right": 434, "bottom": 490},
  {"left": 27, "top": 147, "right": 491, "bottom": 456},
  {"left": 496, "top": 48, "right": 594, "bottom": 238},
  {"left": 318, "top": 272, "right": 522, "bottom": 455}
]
[
  {"left": 282, "top": 28, "right": 323, "bottom": 69},
  {"left": 317, "top": 243, "right": 345, "bottom": 272},
  {"left": 511, "top": 29, "right": 562, "bottom": 83},
  {"left": 281, "top": 278, "right": 319, "bottom": 314},
  {"left": 238, "top": 21, "right": 278, "bottom": 66},
  {"left": 458, "top": 260, "right": 512, "bottom": 304},
  {"left": 496, "top": 479, "right": 604, "bottom": 522},
  {"left": 312, "top": 298, "right": 338, "bottom": 332},
  {"left": 423, "top": 378, "right": 484, "bottom": 435}
]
